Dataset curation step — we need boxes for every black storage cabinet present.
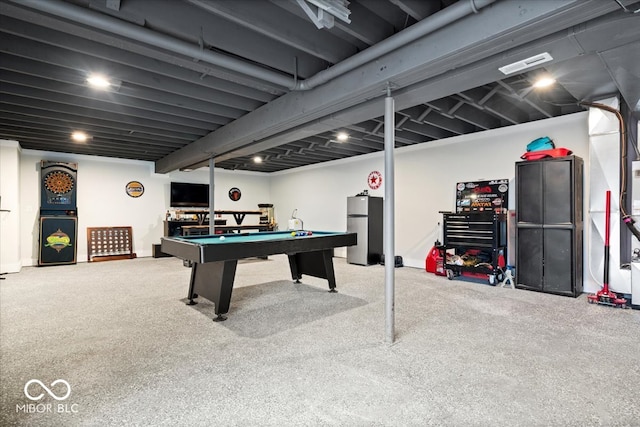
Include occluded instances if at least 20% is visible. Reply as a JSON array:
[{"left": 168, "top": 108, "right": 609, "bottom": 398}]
[{"left": 515, "top": 155, "right": 583, "bottom": 297}]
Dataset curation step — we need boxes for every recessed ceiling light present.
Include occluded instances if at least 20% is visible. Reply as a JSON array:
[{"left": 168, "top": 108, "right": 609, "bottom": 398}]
[
  {"left": 336, "top": 132, "right": 349, "bottom": 142},
  {"left": 87, "top": 74, "right": 111, "bottom": 89},
  {"left": 71, "top": 131, "right": 88, "bottom": 142},
  {"left": 533, "top": 77, "right": 556, "bottom": 88},
  {"left": 253, "top": 156, "right": 262, "bottom": 163}
]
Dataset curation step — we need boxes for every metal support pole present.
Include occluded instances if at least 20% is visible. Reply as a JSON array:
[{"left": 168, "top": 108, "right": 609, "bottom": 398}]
[
  {"left": 209, "top": 157, "right": 215, "bottom": 235},
  {"left": 384, "top": 86, "right": 395, "bottom": 344}
]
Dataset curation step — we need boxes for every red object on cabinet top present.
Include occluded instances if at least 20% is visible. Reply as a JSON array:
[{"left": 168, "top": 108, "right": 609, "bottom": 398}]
[{"left": 520, "top": 147, "right": 572, "bottom": 161}]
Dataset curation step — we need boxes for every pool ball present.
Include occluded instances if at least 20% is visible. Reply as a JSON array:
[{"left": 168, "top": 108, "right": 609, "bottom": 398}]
[{"left": 219, "top": 236, "right": 225, "bottom": 240}]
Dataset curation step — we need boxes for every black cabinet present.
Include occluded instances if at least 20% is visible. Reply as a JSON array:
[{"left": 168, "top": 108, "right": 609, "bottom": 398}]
[
  {"left": 164, "top": 220, "right": 209, "bottom": 237},
  {"left": 38, "top": 216, "right": 78, "bottom": 266},
  {"left": 515, "top": 156, "right": 583, "bottom": 297}
]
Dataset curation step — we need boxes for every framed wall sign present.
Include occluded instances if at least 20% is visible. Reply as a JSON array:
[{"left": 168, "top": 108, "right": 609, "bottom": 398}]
[
  {"left": 368, "top": 171, "right": 382, "bottom": 190},
  {"left": 125, "top": 181, "right": 144, "bottom": 198},
  {"left": 228, "top": 187, "right": 241, "bottom": 201},
  {"left": 455, "top": 179, "right": 509, "bottom": 213}
]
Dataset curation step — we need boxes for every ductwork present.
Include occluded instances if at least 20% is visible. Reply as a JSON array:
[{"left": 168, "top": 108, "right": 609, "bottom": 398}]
[
  {"left": 11, "top": 0, "right": 496, "bottom": 91},
  {"left": 293, "top": 0, "right": 497, "bottom": 90}
]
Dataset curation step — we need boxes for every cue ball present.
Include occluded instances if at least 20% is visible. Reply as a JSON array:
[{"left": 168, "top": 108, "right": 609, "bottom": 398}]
[{"left": 219, "top": 236, "right": 225, "bottom": 240}]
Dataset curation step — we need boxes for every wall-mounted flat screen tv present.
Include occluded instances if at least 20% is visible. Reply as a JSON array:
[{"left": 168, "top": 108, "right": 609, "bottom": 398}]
[{"left": 170, "top": 182, "right": 209, "bottom": 207}]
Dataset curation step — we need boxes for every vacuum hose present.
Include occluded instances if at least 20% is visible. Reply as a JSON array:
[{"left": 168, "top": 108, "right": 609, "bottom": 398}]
[
  {"left": 623, "top": 216, "right": 640, "bottom": 241},
  {"left": 579, "top": 101, "right": 640, "bottom": 242}
]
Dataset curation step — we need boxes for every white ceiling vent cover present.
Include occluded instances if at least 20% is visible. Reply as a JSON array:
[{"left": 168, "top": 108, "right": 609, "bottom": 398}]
[{"left": 498, "top": 52, "right": 553, "bottom": 75}]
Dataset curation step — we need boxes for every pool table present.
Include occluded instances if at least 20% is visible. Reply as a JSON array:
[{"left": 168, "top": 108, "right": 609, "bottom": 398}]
[{"left": 160, "top": 231, "right": 357, "bottom": 320}]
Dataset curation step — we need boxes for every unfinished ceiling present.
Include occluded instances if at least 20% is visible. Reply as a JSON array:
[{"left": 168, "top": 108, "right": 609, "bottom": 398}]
[{"left": 1, "top": 0, "right": 639, "bottom": 173}]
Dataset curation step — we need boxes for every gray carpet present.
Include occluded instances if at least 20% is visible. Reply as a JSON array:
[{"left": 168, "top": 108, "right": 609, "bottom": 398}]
[{"left": 1, "top": 255, "right": 639, "bottom": 426}]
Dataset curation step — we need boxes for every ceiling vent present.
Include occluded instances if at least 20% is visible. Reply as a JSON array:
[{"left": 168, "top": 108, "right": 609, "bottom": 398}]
[{"left": 498, "top": 52, "right": 553, "bottom": 75}]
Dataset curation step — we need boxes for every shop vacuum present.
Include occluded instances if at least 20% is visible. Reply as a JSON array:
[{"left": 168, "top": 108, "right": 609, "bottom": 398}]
[
  {"left": 425, "top": 241, "right": 445, "bottom": 276},
  {"left": 587, "top": 191, "right": 627, "bottom": 308},
  {"left": 425, "top": 222, "right": 446, "bottom": 276}
]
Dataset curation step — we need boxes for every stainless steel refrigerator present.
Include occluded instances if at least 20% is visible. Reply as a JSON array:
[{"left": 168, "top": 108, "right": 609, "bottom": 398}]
[{"left": 347, "top": 196, "right": 383, "bottom": 265}]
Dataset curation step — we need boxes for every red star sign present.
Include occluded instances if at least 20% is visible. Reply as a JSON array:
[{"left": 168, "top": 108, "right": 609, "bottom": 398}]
[{"left": 368, "top": 171, "right": 382, "bottom": 190}]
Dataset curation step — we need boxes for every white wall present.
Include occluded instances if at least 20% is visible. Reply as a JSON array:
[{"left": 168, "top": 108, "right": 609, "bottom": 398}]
[
  {"left": 11, "top": 112, "right": 596, "bottom": 292},
  {"left": 269, "top": 154, "right": 386, "bottom": 254},
  {"left": 18, "top": 150, "right": 270, "bottom": 266},
  {"left": 0, "top": 140, "right": 21, "bottom": 273},
  {"left": 269, "top": 112, "right": 593, "bottom": 289}
]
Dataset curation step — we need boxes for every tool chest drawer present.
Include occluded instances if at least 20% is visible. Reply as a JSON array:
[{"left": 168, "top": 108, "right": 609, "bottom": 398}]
[{"left": 443, "top": 213, "right": 506, "bottom": 249}]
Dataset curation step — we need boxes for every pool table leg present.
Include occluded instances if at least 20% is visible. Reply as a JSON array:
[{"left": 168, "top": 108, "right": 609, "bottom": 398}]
[
  {"left": 187, "top": 264, "right": 199, "bottom": 305},
  {"left": 187, "top": 260, "right": 238, "bottom": 321},
  {"left": 287, "top": 249, "right": 338, "bottom": 292}
]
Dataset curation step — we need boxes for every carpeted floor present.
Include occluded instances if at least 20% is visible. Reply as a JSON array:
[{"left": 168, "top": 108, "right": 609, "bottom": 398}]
[{"left": 1, "top": 255, "right": 639, "bottom": 426}]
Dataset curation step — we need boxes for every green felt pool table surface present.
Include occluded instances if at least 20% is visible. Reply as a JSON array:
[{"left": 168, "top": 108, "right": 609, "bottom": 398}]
[
  {"left": 162, "top": 230, "right": 356, "bottom": 264},
  {"left": 173, "top": 230, "right": 343, "bottom": 245}
]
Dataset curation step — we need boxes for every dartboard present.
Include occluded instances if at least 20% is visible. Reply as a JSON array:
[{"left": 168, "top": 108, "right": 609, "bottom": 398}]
[{"left": 44, "top": 171, "right": 75, "bottom": 194}]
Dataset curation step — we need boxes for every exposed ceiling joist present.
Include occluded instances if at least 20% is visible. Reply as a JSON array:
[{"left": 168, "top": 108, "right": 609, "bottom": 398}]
[
  {"left": 2, "top": 0, "right": 639, "bottom": 173},
  {"left": 187, "top": 0, "right": 630, "bottom": 169}
]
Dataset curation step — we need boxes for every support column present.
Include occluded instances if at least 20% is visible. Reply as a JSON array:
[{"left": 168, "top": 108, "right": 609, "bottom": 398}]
[
  {"left": 209, "top": 157, "right": 215, "bottom": 235},
  {"left": 384, "top": 87, "right": 395, "bottom": 344}
]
